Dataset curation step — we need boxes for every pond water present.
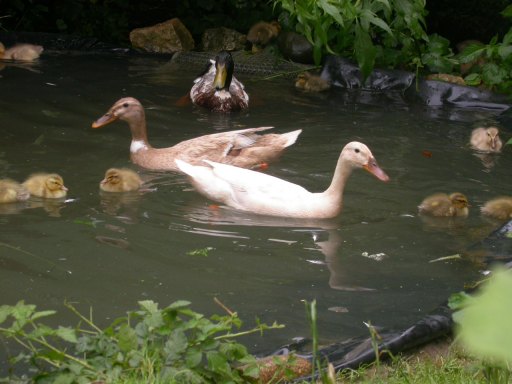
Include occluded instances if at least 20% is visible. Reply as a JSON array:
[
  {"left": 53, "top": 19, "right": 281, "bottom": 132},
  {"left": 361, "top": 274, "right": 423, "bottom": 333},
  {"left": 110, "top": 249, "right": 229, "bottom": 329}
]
[{"left": 0, "top": 51, "right": 510, "bottom": 367}]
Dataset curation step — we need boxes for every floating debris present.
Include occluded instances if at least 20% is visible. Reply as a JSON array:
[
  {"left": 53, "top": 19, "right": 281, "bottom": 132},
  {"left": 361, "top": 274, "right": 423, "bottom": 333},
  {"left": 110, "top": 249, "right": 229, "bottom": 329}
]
[{"left": 361, "top": 251, "right": 387, "bottom": 261}]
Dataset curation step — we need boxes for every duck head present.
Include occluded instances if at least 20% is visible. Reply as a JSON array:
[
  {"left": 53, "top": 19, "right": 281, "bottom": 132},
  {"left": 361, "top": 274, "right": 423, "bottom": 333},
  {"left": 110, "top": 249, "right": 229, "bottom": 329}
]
[
  {"left": 45, "top": 174, "right": 68, "bottom": 195},
  {"left": 449, "top": 192, "right": 469, "bottom": 210},
  {"left": 101, "top": 168, "right": 122, "bottom": 188},
  {"left": 486, "top": 127, "right": 501, "bottom": 150},
  {"left": 343, "top": 141, "right": 389, "bottom": 182},
  {"left": 213, "top": 51, "right": 234, "bottom": 91},
  {"left": 92, "top": 97, "right": 144, "bottom": 128}
]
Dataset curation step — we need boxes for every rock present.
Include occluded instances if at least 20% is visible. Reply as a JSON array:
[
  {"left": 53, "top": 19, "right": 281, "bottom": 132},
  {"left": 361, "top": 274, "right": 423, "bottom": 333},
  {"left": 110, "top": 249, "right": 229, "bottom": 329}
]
[
  {"left": 201, "top": 27, "right": 246, "bottom": 52},
  {"left": 426, "top": 73, "right": 466, "bottom": 86},
  {"left": 129, "top": 18, "right": 194, "bottom": 54},
  {"left": 277, "top": 31, "right": 314, "bottom": 64}
]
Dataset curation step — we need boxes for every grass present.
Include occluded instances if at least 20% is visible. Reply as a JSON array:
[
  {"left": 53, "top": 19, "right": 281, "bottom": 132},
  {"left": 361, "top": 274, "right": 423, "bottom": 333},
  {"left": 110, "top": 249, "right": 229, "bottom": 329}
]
[{"left": 332, "top": 336, "right": 489, "bottom": 384}]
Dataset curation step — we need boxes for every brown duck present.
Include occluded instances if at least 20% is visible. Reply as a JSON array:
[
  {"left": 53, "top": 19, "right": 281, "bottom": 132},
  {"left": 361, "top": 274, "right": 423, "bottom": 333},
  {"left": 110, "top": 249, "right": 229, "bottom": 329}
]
[{"left": 92, "top": 97, "right": 302, "bottom": 172}]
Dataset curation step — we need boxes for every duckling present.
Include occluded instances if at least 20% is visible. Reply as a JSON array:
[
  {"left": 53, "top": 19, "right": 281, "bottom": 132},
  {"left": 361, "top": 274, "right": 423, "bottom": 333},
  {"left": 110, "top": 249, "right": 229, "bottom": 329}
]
[
  {"left": 470, "top": 126, "right": 503, "bottom": 153},
  {"left": 295, "top": 72, "right": 331, "bottom": 92},
  {"left": 22, "top": 173, "right": 68, "bottom": 199},
  {"left": 480, "top": 197, "right": 512, "bottom": 221},
  {"left": 0, "top": 179, "right": 30, "bottom": 203},
  {"left": 100, "top": 168, "right": 142, "bottom": 193},
  {"left": 418, "top": 192, "right": 469, "bottom": 217},
  {"left": 0, "top": 42, "right": 44, "bottom": 61},
  {"left": 247, "top": 21, "right": 281, "bottom": 53}
]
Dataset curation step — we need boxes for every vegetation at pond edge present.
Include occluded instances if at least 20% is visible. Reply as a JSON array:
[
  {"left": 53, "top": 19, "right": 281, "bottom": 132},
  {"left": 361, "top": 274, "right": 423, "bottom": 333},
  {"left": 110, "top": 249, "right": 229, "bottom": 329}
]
[
  {"left": 2, "top": 268, "right": 512, "bottom": 384},
  {"left": 1, "top": 0, "right": 511, "bottom": 93}
]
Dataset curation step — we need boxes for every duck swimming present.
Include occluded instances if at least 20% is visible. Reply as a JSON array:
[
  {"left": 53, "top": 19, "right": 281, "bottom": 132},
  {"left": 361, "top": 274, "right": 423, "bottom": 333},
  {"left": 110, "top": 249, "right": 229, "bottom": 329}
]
[
  {"left": 481, "top": 196, "right": 512, "bottom": 221},
  {"left": 0, "top": 179, "right": 30, "bottom": 203},
  {"left": 190, "top": 51, "right": 249, "bottom": 113},
  {"left": 176, "top": 141, "right": 389, "bottom": 219},
  {"left": 100, "top": 168, "right": 143, "bottom": 192},
  {"left": 470, "top": 126, "right": 502, "bottom": 153},
  {"left": 418, "top": 192, "right": 469, "bottom": 217},
  {"left": 92, "top": 97, "right": 301, "bottom": 172},
  {"left": 22, "top": 173, "right": 68, "bottom": 199},
  {"left": 0, "top": 42, "right": 43, "bottom": 61}
]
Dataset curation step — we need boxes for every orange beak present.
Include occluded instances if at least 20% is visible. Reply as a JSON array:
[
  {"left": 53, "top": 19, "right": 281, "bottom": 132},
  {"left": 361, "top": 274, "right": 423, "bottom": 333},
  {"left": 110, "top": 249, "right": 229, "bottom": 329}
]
[
  {"left": 363, "top": 158, "right": 389, "bottom": 182},
  {"left": 92, "top": 113, "right": 117, "bottom": 128}
]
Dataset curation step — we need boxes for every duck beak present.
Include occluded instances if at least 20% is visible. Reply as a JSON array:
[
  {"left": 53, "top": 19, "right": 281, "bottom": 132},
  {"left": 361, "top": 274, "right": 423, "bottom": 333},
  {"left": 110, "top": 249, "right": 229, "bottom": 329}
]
[
  {"left": 92, "top": 113, "right": 117, "bottom": 128},
  {"left": 364, "top": 158, "right": 390, "bottom": 182},
  {"left": 61, "top": 185, "right": 69, "bottom": 191},
  {"left": 213, "top": 63, "right": 227, "bottom": 90}
]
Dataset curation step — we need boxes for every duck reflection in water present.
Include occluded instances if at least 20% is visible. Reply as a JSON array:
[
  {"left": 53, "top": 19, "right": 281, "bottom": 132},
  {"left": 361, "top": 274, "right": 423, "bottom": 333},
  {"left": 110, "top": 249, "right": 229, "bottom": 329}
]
[{"left": 181, "top": 204, "right": 380, "bottom": 292}]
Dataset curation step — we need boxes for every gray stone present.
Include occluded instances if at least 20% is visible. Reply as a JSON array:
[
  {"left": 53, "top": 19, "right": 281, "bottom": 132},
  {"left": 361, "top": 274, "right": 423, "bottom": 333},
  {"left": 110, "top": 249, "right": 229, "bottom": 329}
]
[{"left": 129, "top": 18, "right": 194, "bottom": 54}]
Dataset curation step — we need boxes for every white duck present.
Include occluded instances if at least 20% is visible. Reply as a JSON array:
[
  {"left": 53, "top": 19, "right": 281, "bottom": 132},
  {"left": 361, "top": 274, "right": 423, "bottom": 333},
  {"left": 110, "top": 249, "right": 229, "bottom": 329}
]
[{"left": 176, "top": 141, "right": 389, "bottom": 219}]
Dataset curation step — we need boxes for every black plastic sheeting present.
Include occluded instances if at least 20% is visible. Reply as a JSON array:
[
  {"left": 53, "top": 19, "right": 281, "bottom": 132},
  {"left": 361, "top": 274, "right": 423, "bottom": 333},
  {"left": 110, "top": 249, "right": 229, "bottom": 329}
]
[{"left": 321, "top": 55, "right": 512, "bottom": 112}]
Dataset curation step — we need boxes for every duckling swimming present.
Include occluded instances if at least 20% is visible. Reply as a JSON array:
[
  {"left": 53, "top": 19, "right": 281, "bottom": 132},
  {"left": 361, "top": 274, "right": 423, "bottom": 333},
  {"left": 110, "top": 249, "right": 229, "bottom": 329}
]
[
  {"left": 22, "top": 173, "right": 68, "bottom": 198},
  {"left": 0, "top": 179, "right": 30, "bottom": 203},
  {"left": 100, "top": 168, "right": 142, "bottom": 192},
  {"left": 470, "top": 126, "right": 503, "bottom": 153},
  {"left": 0, "top": 42, "right": 43, "bottom": 61},
  {"left": 295, "top": 72, "right": 331, "bottom": 92},
  {"left": 418, "top": 192, "right": 469, "bottom": 217},
  {"left": 481, "top": 197, "right": 512, "bottom": 221}
]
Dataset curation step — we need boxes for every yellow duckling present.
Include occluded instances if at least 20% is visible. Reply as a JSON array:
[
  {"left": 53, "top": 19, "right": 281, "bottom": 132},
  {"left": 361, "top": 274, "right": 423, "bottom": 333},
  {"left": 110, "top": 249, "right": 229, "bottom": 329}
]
[
  {"left": 470, "top": 126, "right": 503, "bottom": 153},
  {"left": 481, "top": 197, "right": 512, "bottom": 221},
  {"left": 247, "top": 21, "right": 281, "bottom": 52},
  {"left": 418, "top": 192, "right": 469, "bottom": 217},
  {"left": 100, "top": 168, "right": 142, "bottom": 193},
  {"left": 190, "top": 51, "right": 249, "bottom": 112},
  {"left": 22, "top": 173, "right": 68, "bottom": 199},
  {"left": 0, "top": 179, "right": 30, "bottom": 203},
  {"left": 295, "top": 72, "right": 331, "bottom": 92},
  {"left": 0, "top": 42, "right": 43, "bottom": 61}
]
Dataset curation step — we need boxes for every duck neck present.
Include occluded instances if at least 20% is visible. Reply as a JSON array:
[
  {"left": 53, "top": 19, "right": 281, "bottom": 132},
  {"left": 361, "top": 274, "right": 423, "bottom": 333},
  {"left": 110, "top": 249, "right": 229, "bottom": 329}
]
[
  {"left": 324, "top": 156, "right": 353, "bottom": 201},
  {"left": 128, "top": 108, "right": 151, "bottom": 152}
]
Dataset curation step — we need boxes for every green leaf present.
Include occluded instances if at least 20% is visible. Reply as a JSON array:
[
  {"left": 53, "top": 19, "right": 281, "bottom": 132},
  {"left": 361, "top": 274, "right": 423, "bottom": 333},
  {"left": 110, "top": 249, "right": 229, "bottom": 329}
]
[
  {"left": 503, "top": 28, "right": 512, "bottom": 45},
  {"left": 498, "top": 44, "right": 512, "bottom": 60},
  {"left": 354, "top": 25, "right": 377, "bottom": 81},
  {"left": 501, "top": 4, "right": 512, "bottom": 19},
  {"left": 456, "top": 267, "right": 512, "bottom": 363},
  {"left": 164, "top": 329, "right": 188, "bottom": 363},
  {"left": 0, "top": 305, "right": 12, "bottom": 324},
  {"left": 506, "top": 138, "right": 512, "bottom": 146},
  {"left": 464, "top": 73, "right": 481, "bottom": 86},
  {"left": 207, "top": 350, "right": 230, "bottom": 375},
  {"left": 361, "top": 9, "right": 392, "bottom": 35},
  {"left": 56, "top": 326, "right": 78, "bottom": 343},
  {"left": 482, "top": 62, "right": 508, "bottom": 85},
  {"left": 31, "top": 310, "right": 57, "bottom": 321},
  {"left": 318, "top": 0, "right": 344, "bottom": 27},
  {"left": 448, "top": 291, "right": 473, "bottom": 311},
  {"left": 185, "top": 347, "right": 202, "bottom": 368},
  {"left": 117, "top": 324, "right": 138, "bottom": 353}
]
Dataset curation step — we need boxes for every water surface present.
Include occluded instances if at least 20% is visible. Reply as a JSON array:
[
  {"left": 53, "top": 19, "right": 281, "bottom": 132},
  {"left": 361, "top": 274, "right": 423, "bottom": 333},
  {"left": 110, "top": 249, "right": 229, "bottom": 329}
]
[{"left": 0, "top": 52, "right": 510, "bottom": 362}]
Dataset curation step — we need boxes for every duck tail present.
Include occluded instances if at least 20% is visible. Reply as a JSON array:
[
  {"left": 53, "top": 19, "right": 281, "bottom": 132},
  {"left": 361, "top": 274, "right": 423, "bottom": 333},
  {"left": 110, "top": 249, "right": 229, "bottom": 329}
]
[{"left": 281, "top": 129, "right": 302, "bottom": 148}]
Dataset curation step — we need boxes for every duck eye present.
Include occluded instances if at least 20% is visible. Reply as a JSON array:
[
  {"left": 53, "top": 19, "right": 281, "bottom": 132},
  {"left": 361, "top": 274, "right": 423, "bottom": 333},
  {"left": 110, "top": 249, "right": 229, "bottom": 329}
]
[
  {"left": 354, "top": 148, "right": 360, "bottom": 153},
  {"left": 123, "top": 103, "right": 129, "bottom": 108}
]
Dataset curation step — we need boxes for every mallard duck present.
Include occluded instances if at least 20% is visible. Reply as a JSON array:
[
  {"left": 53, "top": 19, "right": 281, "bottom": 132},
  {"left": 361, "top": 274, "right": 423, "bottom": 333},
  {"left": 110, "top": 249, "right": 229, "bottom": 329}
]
[
  {"left": 247, "top": 21, "right": 281, "bottom": 52},
  {"left": 190, "top": 51, "right": 249, "bottom": 112},
  {"left": 175, "top": 141, "right": 389, "bottom": 219},
  {"left": 480, "top": 197, "right": 512, "bottom": 220},
  {"left": 295, "top": 72, "right": 331, "bottom": 92},
  {"left": 0, "top": 42, "right": 43, "bottom": 61},
  {"left": 100, "top": 168, "right": 142, "bottom": 192},
  {"left": 92, "top": 97, "right": 301, "bottom": 172},
  {"left": 22, "top": 173, "right": 68, "bottom": 199},
  {"left": 418, "top": 192, "right": 469, "bottom": 217},
  {"left": 470, "top": 127, "right": 503, "bottom": 153},
  {"left": 0, "top": 179, "right": 30, "bottom": 203}
]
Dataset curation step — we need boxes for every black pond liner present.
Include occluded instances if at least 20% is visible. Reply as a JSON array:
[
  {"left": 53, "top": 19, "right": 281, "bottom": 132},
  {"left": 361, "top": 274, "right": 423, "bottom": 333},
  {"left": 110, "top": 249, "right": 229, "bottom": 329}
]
[{"left": 2, "top": 31, "right": 512, "bottom": 381}]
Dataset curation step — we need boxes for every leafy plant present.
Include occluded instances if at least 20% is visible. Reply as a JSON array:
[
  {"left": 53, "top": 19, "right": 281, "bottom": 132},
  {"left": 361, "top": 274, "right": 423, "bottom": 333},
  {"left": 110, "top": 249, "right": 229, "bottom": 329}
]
[
  {"left": 273, "top": 0, "right": 429, "bottom": 79},
  {"left": 457, "top": 4, "right": 512, "bottom": 93},
  {"left": 450, "top": 267, "right": 512, "bottom": 383},
  {"left": 0, "top": 299, "right": 284, "bottom": 383}
]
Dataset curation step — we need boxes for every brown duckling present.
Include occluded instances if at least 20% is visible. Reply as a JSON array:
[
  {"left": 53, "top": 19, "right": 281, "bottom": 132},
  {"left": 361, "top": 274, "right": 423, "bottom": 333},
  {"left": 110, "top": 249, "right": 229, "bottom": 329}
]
[
  {"left": 0, "top": 179, "right": 30, "bottom": 203},
  {"left": 0, "top": 42, "right": 43, "bottom": 61},
  {"left": 418, "top": 192, "right": 469, "bottom": 217},
  {"left": 481, "top": 197, "right": 512, "bottom": 221},
  {"left": 247, "top": 21, "right": 281, "bottom": 52},
  {"left": 100, "top": 168, "right": 142, "bottom": 193},
  {"left": 470, "top": 126, "right": 503, "bottom": 153},
  {"left": 295, "top": 72, "right": 331, "bottom": 92},
  {"left": 22, "top": 173, "right": 68, "bottom": 199}
]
